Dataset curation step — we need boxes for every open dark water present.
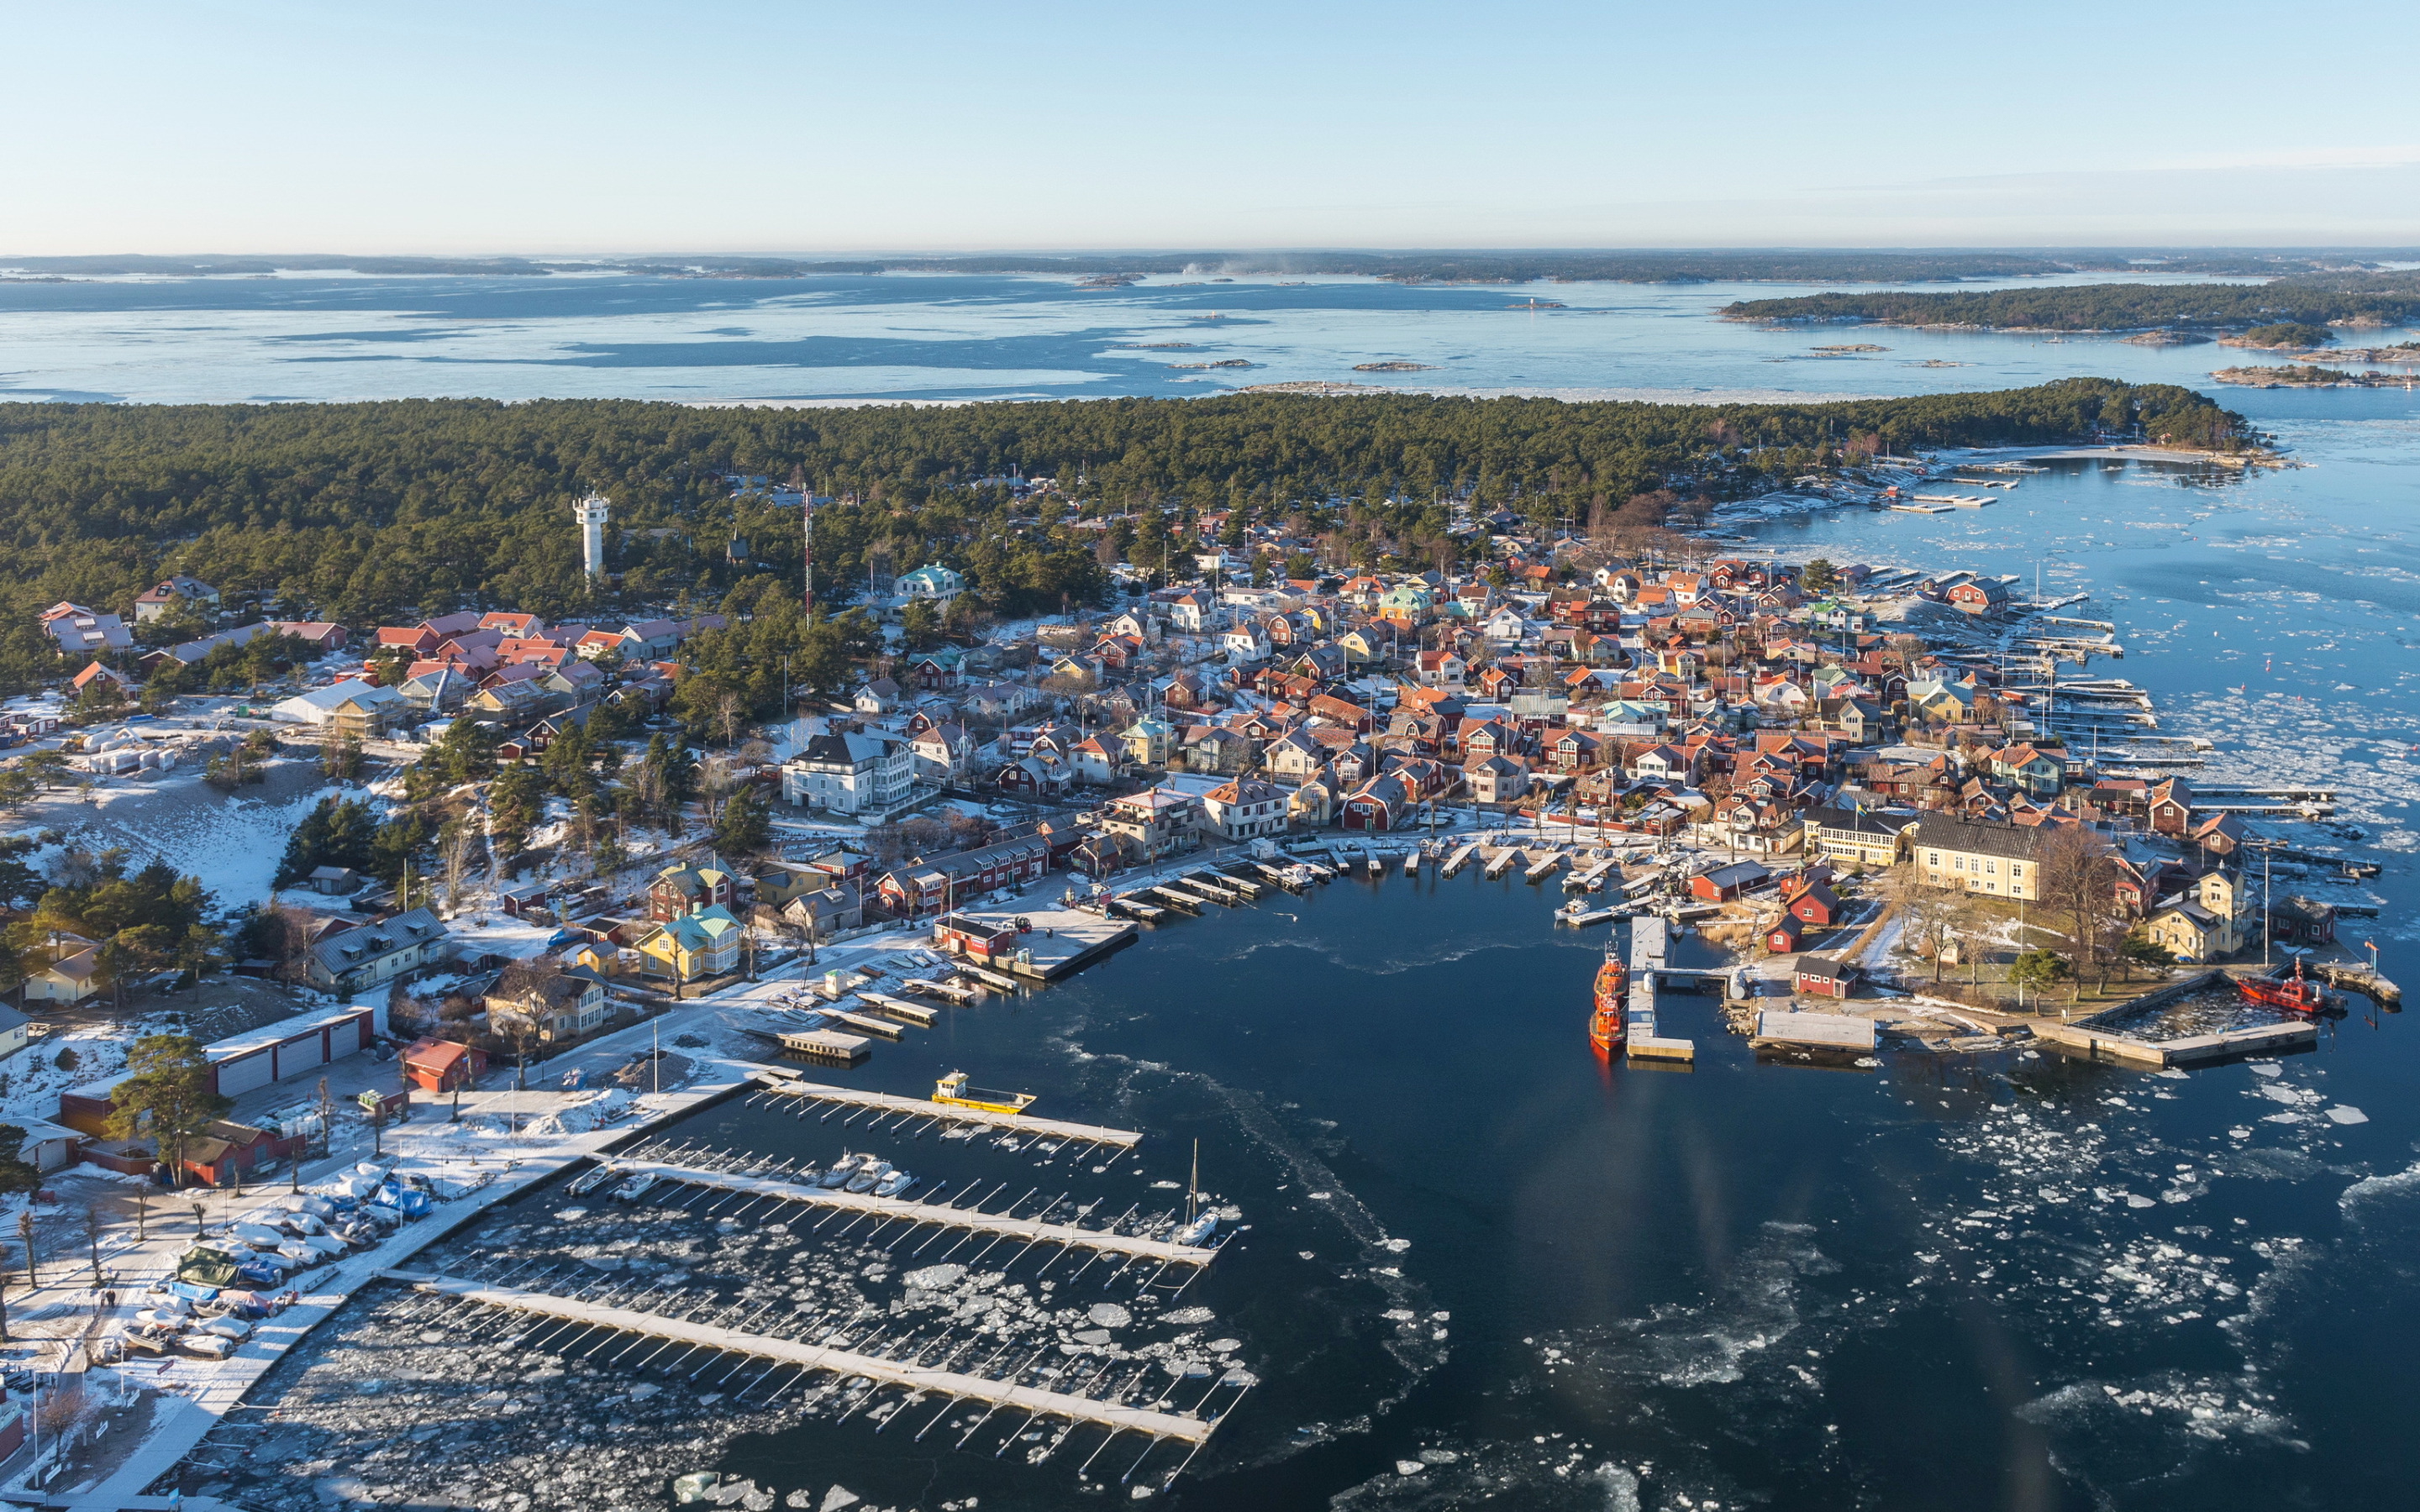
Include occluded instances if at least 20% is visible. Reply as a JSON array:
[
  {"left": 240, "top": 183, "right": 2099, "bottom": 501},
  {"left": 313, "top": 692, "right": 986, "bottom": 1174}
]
[{"left": 613, "top": 847, "right": 2414, "bottom": 1512}]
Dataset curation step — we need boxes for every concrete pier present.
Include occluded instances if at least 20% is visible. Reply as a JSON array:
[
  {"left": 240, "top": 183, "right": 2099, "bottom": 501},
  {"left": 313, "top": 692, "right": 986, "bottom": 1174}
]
[
  {"left": 939, "top": 907, "right": 1139, "bottom": 979},
  {"left": 382, "top": 1270, "right": 1215, "bottom": 1444},
  {"left": 1624, "top": 915, "right": 1697, "bottom": 1063}
]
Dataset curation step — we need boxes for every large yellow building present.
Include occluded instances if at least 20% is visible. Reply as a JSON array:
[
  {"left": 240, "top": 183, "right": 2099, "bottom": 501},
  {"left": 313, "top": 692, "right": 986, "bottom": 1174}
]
[{"left": 1912, "top": 815, "right": 2040, "bottom": 900}]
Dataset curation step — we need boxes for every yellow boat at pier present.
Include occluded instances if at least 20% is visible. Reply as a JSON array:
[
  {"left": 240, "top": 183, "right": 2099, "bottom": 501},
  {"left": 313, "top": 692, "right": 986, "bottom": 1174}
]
[{"left": 933, "top": 1070, "right": 1037, "bottom": 1116}]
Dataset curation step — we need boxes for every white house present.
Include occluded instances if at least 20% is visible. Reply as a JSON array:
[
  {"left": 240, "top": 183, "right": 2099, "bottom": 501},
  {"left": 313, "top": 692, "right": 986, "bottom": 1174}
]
[
  {"left": 781, "top": 730, "right": 915, "bottom": 816},
  {"left": 1164, "top": 592, "right": 1216, "bottom": 633},
  {"left": 908, "top": 722, "right": 976, "bottom": 783},
  {"left": 1202, "top": 777, "right": 1286, "bottom": 841},
  {"left": 893, "top": 564, "right": 965, "bottom": 607},
  {"left": 1221, "top": 622, "right": 1271, "bottom": 664}
]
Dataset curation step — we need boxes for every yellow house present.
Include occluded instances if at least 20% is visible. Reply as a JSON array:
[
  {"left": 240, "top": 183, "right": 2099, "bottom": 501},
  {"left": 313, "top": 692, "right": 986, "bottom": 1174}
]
[
  {"left": 634, "top": 904, "right": 743, "bottom": 981},
  {"left": 2144, "top": 868, "right": 2257, "bottom": 962}
]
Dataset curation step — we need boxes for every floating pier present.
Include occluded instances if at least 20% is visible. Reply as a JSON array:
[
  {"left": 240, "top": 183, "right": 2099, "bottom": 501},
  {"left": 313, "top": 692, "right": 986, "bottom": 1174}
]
[
  {"left": 381, "top": 1270, "right": 1219, "bottom": 1446},
  {"left": 823, "top": 1008, "right": 906, "bottom": 1041},
  {"left": 609, "top": 1157, "right": 1221, "bottom": 1267},
  {"left": 1202, "top": 867, "right": 1265, "bottom": 900},
  {"left": 1566, "top": 857, "right": 1620, "bottom": 893},
  {"left": 954, "top": 962, "right": 1024, "bottom": 992},
  {"left": 753, "top": 1074, "right": 1145, "bottom": 1148},
  {"left": 856, "top": 991, "right": 938, "bottom": 1025},
  {"left": 1147, "top": 885, "right": 1204, "bottom": 913}
]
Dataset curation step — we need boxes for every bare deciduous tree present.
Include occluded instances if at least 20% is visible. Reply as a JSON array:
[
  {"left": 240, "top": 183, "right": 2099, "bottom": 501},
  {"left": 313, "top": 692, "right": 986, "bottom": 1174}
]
[{"left": 2033, "top": 823, "right": 2127, "bottom": 991}]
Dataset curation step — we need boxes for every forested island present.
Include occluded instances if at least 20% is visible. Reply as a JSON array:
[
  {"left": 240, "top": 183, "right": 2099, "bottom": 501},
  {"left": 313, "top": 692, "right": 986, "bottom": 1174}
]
[
  {"left": 0, "top": 379, "right": 2245, "bottom": 696},
  {"left": 1722, "top": 270, "right": 2420, "bottom": 334},
  {"left": 2209, "top": 364, "right": 2416, "bottom": 388},
  {"left": 2220, "top": 323, "right": 2336, "bottom": 349},
  {"left": 8, "top": 249, "right": 2407, "bottom": 287}
]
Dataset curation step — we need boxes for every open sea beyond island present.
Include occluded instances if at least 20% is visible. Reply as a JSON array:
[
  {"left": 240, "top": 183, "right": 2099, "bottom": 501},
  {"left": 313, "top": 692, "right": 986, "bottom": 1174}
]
[{"left": 9, "top": 270, "right": 2419, "bottom": 1509}]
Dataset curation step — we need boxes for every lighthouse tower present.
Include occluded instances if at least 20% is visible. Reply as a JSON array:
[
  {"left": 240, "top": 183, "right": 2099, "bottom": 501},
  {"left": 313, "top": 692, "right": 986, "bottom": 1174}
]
[{"left": 574, "top": 492, "right": 610, "bottom": 579}]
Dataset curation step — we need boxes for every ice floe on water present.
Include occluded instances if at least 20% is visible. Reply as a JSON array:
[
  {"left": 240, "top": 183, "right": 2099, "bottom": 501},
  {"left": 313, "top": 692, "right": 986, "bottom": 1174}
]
[{"left": 2338, "top": 1160, "right": 2420, "bottom": 1217}]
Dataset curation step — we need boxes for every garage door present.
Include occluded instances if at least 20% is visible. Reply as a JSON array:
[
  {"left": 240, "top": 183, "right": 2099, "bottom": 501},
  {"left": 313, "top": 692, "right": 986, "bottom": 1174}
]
[
  {"left": 276, "top": 1032, "right": 328, "bottom": 1081},
  {"left": 217, "top": 1049, "right": 275, "bottom": 1097}
]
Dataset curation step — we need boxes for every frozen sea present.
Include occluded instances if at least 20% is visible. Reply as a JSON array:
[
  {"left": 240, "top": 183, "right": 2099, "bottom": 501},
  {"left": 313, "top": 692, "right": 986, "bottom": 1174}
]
[{"left": 20, "top": 270, "right": 2417, "bottom": 1509}]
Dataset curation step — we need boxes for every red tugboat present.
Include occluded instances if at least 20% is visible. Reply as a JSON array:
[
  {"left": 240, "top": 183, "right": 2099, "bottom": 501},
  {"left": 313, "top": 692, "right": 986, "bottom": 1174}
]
[
  {"left": 2235, "top": 958, "right": 2345, "bottom": 1017},
  {"left": 1590, "top": 941, "right": 1629, "bottom": 1056}
]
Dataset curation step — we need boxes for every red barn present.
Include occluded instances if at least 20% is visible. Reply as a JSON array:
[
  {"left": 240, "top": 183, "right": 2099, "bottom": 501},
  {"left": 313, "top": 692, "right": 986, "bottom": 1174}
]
[{"left": 1784, "top": 880, "right": 1842, "bottom": 927}]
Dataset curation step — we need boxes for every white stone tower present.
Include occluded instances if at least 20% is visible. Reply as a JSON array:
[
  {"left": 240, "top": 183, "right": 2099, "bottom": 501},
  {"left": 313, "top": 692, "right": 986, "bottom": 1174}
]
[{"left": 574, "top": 492, "right": 610, "bottom": 579}]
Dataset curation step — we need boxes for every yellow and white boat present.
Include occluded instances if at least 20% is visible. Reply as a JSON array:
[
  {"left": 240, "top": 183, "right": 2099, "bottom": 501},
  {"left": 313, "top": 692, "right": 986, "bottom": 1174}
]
[{"left": 932, "top": 1070, "right": 1036, "bottom": 1116}]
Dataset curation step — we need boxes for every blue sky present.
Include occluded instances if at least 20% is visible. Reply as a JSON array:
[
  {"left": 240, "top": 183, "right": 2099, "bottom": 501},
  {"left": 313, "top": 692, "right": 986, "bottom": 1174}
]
[{"left": 10, "top": 0, "right": 2420, "bottom": 254}]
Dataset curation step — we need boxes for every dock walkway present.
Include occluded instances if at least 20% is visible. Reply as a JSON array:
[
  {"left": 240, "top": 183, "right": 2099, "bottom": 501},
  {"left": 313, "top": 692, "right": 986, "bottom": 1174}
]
[
  {"left": 755, "top": 1074, "right": 1144, "bottom": 1147},
  {"left": 1625, "top": 915, "right": 1696, "bottom": 1063},
  {"left": 614, "top": 1158, "right": 1217, "bottom": 1265},
  {"left": 381, "top": 1270, "right": 1214, "bottom": 1444}
]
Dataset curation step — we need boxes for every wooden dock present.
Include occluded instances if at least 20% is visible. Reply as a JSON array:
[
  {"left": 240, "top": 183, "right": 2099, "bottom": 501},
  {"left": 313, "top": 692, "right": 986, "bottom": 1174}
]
[
  {"left": 1523, "top": 851, "right": 1563, "bottom": 883},
  {"left": 1485, "top": 848, "right": 1520, "bottom": 879},
  {"left": 1203, "top": 867, "right": 1265, "bottom": 899},
  {"left": 1147, "top": 885, "right": 1204, "bottom": 913},
  {"left": 1441, "top": 842, "right": 1481, "bottom": 877},
  {"left": 823, "top": 1008, "right": 905, "bottom": 1041},
  {"left": 382, "top": 1270, "right": 1216, "bottom": 1444},
  {"left": 855, "top": 991, "right": 937, "bottom": 1025},
  {"left": 1566, "top": 857, "right": 1619, "bottom": 892},
  {"left": 755, "top": 1074, "right": 1144, "bottom": 1147}
]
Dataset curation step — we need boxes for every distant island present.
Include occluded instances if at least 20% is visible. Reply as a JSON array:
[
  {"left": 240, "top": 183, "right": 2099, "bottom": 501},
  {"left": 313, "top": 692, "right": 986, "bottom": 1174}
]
[
  {"left": 2210, "top": 364, "right": 2415, "bottom": 389},
  {"left": 1352, "top": 361, "right": 1437, "bottom": 372},
  {"left": 1721, "top": 271, "right": 2420, "bottom": 335},
  {"left": 1171, "top": 359, "right": 1252, "bottom": 370},
  {"left": 2218, "top": 323, "right": 2336, "bottom": 350},
  {"left": 2120, "top": 331, "right": 2212, "bottom": 347}
]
